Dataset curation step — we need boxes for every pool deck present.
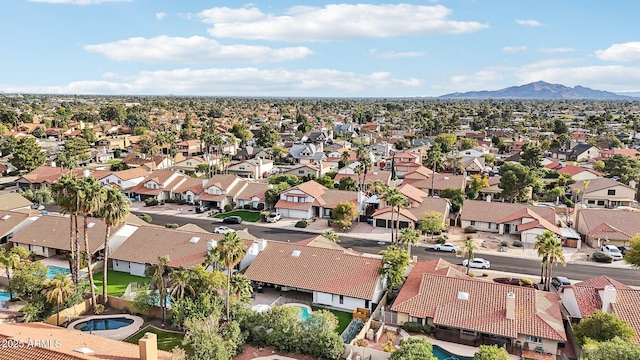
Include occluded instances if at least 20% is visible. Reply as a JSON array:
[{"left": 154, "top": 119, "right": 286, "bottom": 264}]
[
  {"left": 67, "top": 314, "right": 144, "bottom": 340},
  {"left": 407, "top": 333, "right": 521, "bottom": 359}
]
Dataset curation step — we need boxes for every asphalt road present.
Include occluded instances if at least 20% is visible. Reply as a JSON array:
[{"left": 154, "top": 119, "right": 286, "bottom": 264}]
[{"left": 136, "top": 212, "right": 640, "bottom": 286}]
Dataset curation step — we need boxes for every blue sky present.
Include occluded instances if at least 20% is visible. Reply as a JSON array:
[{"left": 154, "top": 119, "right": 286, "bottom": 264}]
[{"left": 2, "top": 0, "right": 640, "bottom": 97}]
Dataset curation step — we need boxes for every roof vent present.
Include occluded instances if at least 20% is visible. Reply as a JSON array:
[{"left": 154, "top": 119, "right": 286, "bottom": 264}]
[
  {"left": 1, "top": 214, "right": 10, "bottom": 220},
  {"left": 291, "top": 250, "right": 301, "bottom": 257},
  {"left": 189, "top": 237, "right": 201, "bottom": 244},
  {"left": 457, "top": 291, "right": 469, "bottom": 301},
  {"left": 444, "top": 176, "right": 449, "bottom": 180},
  {"left": 74, "top": 347, "right": 95, "bottom": 354},
  {"left": 87, "top": 222, "right": 95, "bottom": 228}
]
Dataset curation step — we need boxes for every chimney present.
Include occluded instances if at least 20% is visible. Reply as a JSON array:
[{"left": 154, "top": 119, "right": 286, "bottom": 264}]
[
  {"left": 202, "top": 179, "right": 208, "bottom": 188},
  {"left": 258, "top": 238, "right": 268, "bottom": 251},
  {"left": 600, "top": 285, "right": 617, "bottom": 313},
  {"left": 83, "top": 169, "right": 90, "bottom": 178},
  {"left": 630, "top": 180, "right": 636, "bottom": 190},
  {"left": 506, "top": 292, "right": 516, "bottom": 320},
  {"left": 138, "top": 332, "right": 158, "bottom": 360}
]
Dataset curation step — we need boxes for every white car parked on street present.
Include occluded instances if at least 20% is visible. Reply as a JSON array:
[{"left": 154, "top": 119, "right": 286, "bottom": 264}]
[
  {"left": 433, "top": 243, "right": 459, "bottom": 252},
  {"left": 266, "top": 212, "right": 282, "bottom": 223},
  {"left": 214, "top": 226, "right": 236, "bottom": 235},
  {"left": 462, "top": 258, "right": 491, "bottom": 269}
]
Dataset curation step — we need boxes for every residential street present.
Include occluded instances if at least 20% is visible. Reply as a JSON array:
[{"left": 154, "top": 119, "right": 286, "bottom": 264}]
[{"left": 134, "top": 211, "right": 640, "bottom": 286}]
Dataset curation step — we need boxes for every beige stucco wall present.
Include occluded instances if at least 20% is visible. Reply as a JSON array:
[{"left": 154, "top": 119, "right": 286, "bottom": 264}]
[{"left": 517, "top": 334, "right": 559, "bottom": 355}]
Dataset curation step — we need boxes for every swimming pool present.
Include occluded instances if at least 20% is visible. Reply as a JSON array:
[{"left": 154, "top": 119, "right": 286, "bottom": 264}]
[
  {"left": 432, "top": 344, "right": 473, "bottom": 360},
  {"left": 73, "top": 317, "right": 135, "bottom": 332},
  {"left": 46, "top": 265, "right": 71, "bottom": 279},
  {"left": 0, "top": 291, "right": 10, "bottom": 308},
  {"left": 285, "top": 303, "right": 312, "bottom": 321}
]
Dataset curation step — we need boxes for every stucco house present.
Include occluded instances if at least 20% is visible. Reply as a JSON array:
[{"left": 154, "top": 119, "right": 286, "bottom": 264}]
[
  {"left": 97, "top": 167, "right": 149, "bottom": 197},
  {"left": 197, "top": 174, "right": 249, "bottom": 209},
  {"left": 574, "top": 208, "right": 640, "bottom": 247},
  {"left": 568, "top": 178, "right": 636, "bottom": 208},
  {"left": 275, "top": 180, "right": 362, "bottom": 219},
  {"left": 227, "top": 158, "right": 274, "bottom": 179},
  {"left": 129, "top": 170, "right": 188, "bottom": 201}
]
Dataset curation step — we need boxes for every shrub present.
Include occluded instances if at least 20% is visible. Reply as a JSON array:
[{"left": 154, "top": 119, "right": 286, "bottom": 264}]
[
  {"left": 256, "top": 203, "right": 265, "bottom": 210},
  {"left": 565, "top": 199, "right": 574, "bottom": 208},
  {"left": 144, "top": 198, "right": 158, "bottom": 206},
  {"left": 512, "top": 240, "right": 523, "bottom": 247},
  {"left": 382, "top": 341, "right": 394, "bottom": 352},
  {"left": 94, "top": 304, "right": 105, "bottom": 315},
  {"left": 482, "top": 272, "right": 489, "bottom": 277},
  {"left": 592, "top": 251, "right": 613, "bottom": 263},
  {"left": 243, "top": 204, "right": 251, "bottom": 209},
  {"left": 520, "top": 278, "right": 534, "bottom": 286},
  {"left": 295, "top": 220, "right": 308, "bottom": 228},
  {"left": 422, "top": 324, "right": 434, "bottom": 334},
  {"left": 500, "top": 240, "right": 509, "bottom": 247},
  {"left": 402, "top": 322, "right": 424, "bottom": 333},
  {"left": 436, "top": 235, "right": 447, "bottom": 245},
  {"left": 165, "top": 223, "right": 179, "bottom": 229},
  {"left": 260, "top": 211, "right": 270, "bottom": 221},
  {"left": 356, "top": 338, "right": 369, "bottom": 347},
  {"left": 224, "top": 204, "right": 233, "bottom": 212},
  {"left": 138, "top": 214, "right": 152, "bottom": 223},
  {"left": 341, "top": 318, "right": 364, "bottom": 344},
  {"left": 469, "top": 272, "right": 476, "bottom": 277},
  {"left": 464, "top": 226, "right": 477, "bottom": 233}
]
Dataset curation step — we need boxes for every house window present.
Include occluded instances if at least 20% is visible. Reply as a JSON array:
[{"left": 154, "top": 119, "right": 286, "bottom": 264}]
[
  {"left": 187, "top": 162, "right": 192, "bottom": 166},
  {"left": 339, "top": 295, "right": 344, "bottom": 304},
  {"left": 608, "top": 189, "right": 616, "bottom": 196},
  {"left": 298, "top": 170, "right": 305, "bottom": 174},
  {"left": 365, "top": 300, "right": 369, "bottom": 308},
  {"left": 461, "top": 330, "right": 476, "bottom": 336},
  {"left": 117, "top": 180, "right": 121, "bottom": 184},
  {"left": 587, "top": 200, "right": 595, "bottom": 204},
  {"left": 470, "top": 221, "right": 476, "bottom": 226},
  {"left": 597, "top": 201, "right": 605, "bottom": 206},
  {"left": 526, "top": 335, "right": 542, "bottom": 344}
]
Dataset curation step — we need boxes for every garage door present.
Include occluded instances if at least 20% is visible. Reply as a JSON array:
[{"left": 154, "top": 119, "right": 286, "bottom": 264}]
[{"left": 375, "top": 219, "right": 387, "bottom": 228}]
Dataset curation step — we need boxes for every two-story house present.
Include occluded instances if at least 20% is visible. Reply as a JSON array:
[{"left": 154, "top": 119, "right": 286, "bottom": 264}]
[
  {"left": 97, "top": 167, "right": 149, "bottom": 198},
  {"left": 226, "top": 158, "right": 274, "bottom": 179},
  {"left": 177, "top": 140, "right": 201, "bottom": 157},
  {"left": 288, "top": 143, "right": 326, "bottom": 164},
  {"left": 384, "top": 152, "right": 421, "bottom": 177},
  {"left": 198, "top": 174, "right": 248, "bottom": 209},
  {"left": 174, "top": 156, "right": 207, "bottom": 174},
  {"left": 568, "top": 178, "right": 637, "bottom": 208},
  {"left": 129, "top": 170, "right": 188, "bottom": 201}
]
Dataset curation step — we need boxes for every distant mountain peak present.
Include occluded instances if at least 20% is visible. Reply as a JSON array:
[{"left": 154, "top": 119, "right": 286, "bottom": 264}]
[{"left": 440, "top": 81, "right": 632, "bottom": 100}]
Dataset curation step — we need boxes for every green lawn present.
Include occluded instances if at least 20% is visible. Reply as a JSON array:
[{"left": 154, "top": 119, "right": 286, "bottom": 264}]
[
  {"left": 214, "top": 210, "right": 261, "bottom": 222},
  {"left": 92, "top": 270, "right": 149, "bottom": 297},
  {"left": 126, "top": 326, "right": 189, "bottom": 354},
  {"left": 312, "top": 306, "right": 352, "bottom": 334}
]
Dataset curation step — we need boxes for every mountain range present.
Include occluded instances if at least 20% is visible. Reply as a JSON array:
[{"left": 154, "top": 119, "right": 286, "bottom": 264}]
[{"left": 439, "top": 81, "right": 634, "bottom": 100}]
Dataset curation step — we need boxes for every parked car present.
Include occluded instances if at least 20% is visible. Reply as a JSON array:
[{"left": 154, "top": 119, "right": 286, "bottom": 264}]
[
  {"left": 222, "top": 216, "right": 243, "bottom": 224},
  {"left": 601, "top": 244, "right": 624, "bottom": 261},
  {"left": 462, "top": 258, "right": 490, "bottom": 269},
  {"left": 213, "top": 226, "right": 236, "bottom": 234},
  {"left": 195, "top": 206, "right": 210, "bottom": 214},
  {"left": 551, "top": 276, "right": 571, "bottom": 290},
  {"left": 266, "top": 212, "right": 282, "bottom": 223},
  {"left": 433, "top": 243, "right": 459, "bottom": 252},
  {"left": 31, "top": 204, "right": 45, "bottom": 211}
]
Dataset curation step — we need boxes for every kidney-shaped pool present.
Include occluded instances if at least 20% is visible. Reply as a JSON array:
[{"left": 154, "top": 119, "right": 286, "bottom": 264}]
[{"left": 68, "top": 314, "right": 143, "bottom": 340}]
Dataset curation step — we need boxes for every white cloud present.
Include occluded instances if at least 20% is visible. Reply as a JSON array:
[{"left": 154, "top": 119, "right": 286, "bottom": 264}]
[
  {"left": 155, "top": 12, "right": 167, "bottom": 20},
  {"left": 84, "top": 36, "right": 314, "bottom": 63},
  {"left": 431, "top": 70, "right": 504, "bottom": 91},
  {"left": 28, "top": 0, "right": 131, "bottom": 4},
  {"left": 372, "top": 50, "right": 427, "bottom": 59},
  {"left": 503, "top": 46, "right": 527, "bottom": 54},
  {"left": 515, "top": 19, "right": 545, "bottom": 27},
  {"left": 538, "top": 47, "right": 577, "bottom": 53},
  {"left": 0, "top": 67, "right": 421, "bottom": 96},
  {"left": 595, "top": 42, "right": 640, "bottom": 63},
  {"left": 198, "top": 4, "right": 489, "bottom": 41}
]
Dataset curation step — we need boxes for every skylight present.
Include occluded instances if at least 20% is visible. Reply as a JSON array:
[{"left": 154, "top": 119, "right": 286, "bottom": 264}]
[
  {"left": 74, "top": 347, "right": 95, "bottom": 354},
  {"left": 189, "top": 237, "right": 201, "bottom": 244},
  {"left": 1, "top": 214, "right": 10, "bottom": 220},
  {"left": 457, "top": 291, "right": 469, "bottom": 301},
  {"left": 291, "top": 250, "right": 301, "bottom": 257},
  {"left": 87, "top": 222, "right": 95, "bottom": 228}
]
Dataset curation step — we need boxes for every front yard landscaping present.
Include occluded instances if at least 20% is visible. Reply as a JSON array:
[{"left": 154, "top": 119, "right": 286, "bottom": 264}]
[
  {"left": 92, "top": 270, "right": 149, "bottom": 297},
  {"left": 312, "top": 306, "right": 352, "bottom": 334},
  {"left": 214, "top": 210, "right": 262, "bottom": 222},
  {"left": 126, "top": 326, "right": 190, "bottom": 354}
]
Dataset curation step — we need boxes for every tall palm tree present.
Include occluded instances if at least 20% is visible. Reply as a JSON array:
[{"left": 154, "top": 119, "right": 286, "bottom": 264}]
[
  {"left": 97, "top": 188, "right": 130, "bottom": 305},
  {"left": 146, "top": 256, "right": 172, "bottom": 325},
  {"left": 354, "top": 164, "right": 364, "bottom": 191},
  {"left": 77, "top": 176, "right": 107, "bottom": 309},
  {"left": 229, "top": 273, "right": 253, "bottom": 303},
  {"left": 170, "top": 269, "right": 195, "bottom": 301},
  {"left": 392, "top": 194, "right": 408, "bottom": 243},
  {"left": 52, "top": 174, "right": 81, "bottom": 285},
  {"left": 382, "top": 187, "right": 403, "bottom": 243},
  {"left": 41, "top": 275, "right": 75, "bottom": 326},
  {"left": 217, "top": 232, "right": 247, "bottom": 320},
  {"left": 462, "top": 239, "right": 476, "bottom": 275},
  {"left": 397, "top": 227, "right": 420, "bottom": 258},
  {"left": 0, "top": 248, "right": 28, "bottom": 299},
  {"left": 534, "top": 231, "right": 552, "bottom": 285},
  {"left": 544, "top": 235, "right": 567, "bottom": 291},
  {"left": 535, "top": 230, "right": 567, "bottom": 290},
  {"left": 340, "top": 151, "right": 351, "bottom": 168},
  {"left": 359, "top": 157, "right": 373, "bottom": 192},
  {"left": 367, "top": 180, "right": 388, "bottom": 197}
]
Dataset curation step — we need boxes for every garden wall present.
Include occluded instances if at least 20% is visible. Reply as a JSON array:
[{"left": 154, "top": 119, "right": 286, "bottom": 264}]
[
  {"left": 43, "top": 298, "right": 92, "bottom": 326},
  {"left": 343, "top": 345, "right": 390, "bottom": 360},
  {"left": 103, "top": 295, "right": 167, "bottom": 319}
]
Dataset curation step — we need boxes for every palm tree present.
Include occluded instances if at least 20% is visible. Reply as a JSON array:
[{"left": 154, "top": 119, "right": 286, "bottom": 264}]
[
  {"left": 382, "top": 187, "right": 404, "bottom": 243},
  {"left": 221, "top": 155, "right": 230, "bottom": 174},
  {"left": 229, "top": 274, "right": 253, "bottom": 303},
  {"left": 462, "top": 239, "right": 476, "bottom": 275},
  {"left": 146, "top": 256, "right": 172, "bottom": 325},
  {"left": 397, "top": 227, "right": 420, "bottom": 258},
  {"left": 367, "top": 180, "right": 388, "bottom": 197},
  {"left": 535, "top": 230, "right": 567, "bottom": 290},
  {"left": 322, "top": 230, "right": 340, "bottom": 243},
  {"left": 76, "top": 176, "right": 107, "bottom": 309},
  {"left": 360, "top": 157, "right": 373, "bottom": 192},
  {"left": 97, "top": 188, "right": 129, "bottom": 305},
  {"left": 217, "top": 232, "right": 247, "bottom": 320},
  {"left": 392, "top": 194, "right": 408, "bottom": 243},
  {"left": 340, "top": 151, "right": 351, "bottom": 168},
  {"left": 354, "top": 164, "right": 364, "bottom": 191},
  {"left": 52, "top": 174, "right": 81, "bottom": 285},
  {"left": 41, "top": 275, "right": 75, "bottom": 326},
  {"left": 0, "top": 248, "right": 28, "bottom": 299},
  {"left": 170, "top": 269, "right": 195, "bottom": 301},
  {"left": 544, "top": 235, "right": 566, "bottom": 291},
  {"left": 535, "top": 232, "right": 552, "bottom": 285}
]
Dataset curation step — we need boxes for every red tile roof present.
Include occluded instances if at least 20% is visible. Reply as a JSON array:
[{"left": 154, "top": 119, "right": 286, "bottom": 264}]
[
  {"left": 244, "top": 241, "right": 383, "bottom": 300},
  {"left": 557, "top": 165, "right": 602, "bottom": 177}
]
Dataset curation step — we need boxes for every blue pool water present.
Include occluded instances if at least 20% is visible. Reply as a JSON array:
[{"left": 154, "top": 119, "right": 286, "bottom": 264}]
[
  {"left": 289, "top": 305, "right": 312, "bottom": 320},
  {"left": 0, "top": 291, "right": 10, "bottom": 308},
  {"left": 46, "top": 265, "right": 71, "bottom": 279},
  {"left": 73, "top": 317, "right": 134, "bottom": 332},
  {"left": 432, "top": 344, "right": 473, "bottom": 360}
]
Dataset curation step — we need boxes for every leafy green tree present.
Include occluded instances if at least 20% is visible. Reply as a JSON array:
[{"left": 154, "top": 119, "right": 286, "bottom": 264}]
[
  {"left": 581, "top": 336, "right": 640, "bottom": 360},
  {"left": 439, "top": 187, "right": 465, "bottom": 212},
  {"left": 0, "top": 136, "right": 17, "bottom": 156},
  {"left": 418, "top": 210, "right": 445, "bottom": 239},
  {"left": 264, "top": 182, "right": 290, "bottom": 208},
  {"left": 624, "top": 234, "right": 640, "bottom": 268},
  {"left": 469, "top": 174, "right": 489, "bottom": 193},
  {"left": 255, "top": 126, "right": 281, "bottom": 147},
  {"left": 170, "top": 291, "right": 223, "bottom": 329},
  {"left": 8, "top": 260, "right": 48, "bottom": 299},
  {"left": 31, "top": 126, "right": 45, "bottom": 138},
  {"left": 124, "top": 112, "right": 151, "bottom": 129},
  {"left": 315, "top": 175, "right": 335, "bottom": 189},
  {"left": 520, "top": 142, "right": 543, "bottom": 169},
  {"left": 330, "top": 201, "right": 359, "bottom": 228},
  {"left": 460, "top": 138, "right": 478, "bottom": 150},
  {"left": 10, "top": 137, "right": 46, "bottom": 171},
  {"left": 498, "top": 163, "right": 535, "bottom": 202},
  {"left": 100, "top": 104, "right": 126, "bottom": 124},
  {"left": 398, "top": 227, "right": 420, "bottom": 258},
  {"left": 552, "top": 119, "right": 569, "bottom": 135},
  {"left": 109, "top": 161, "right": 129, "bottom": 171},
  {"left": 379, "top": 245, "right": 409, "bottom": 288},
  {"left": 574, "top": 310, "right": 636, "bottom": 346},
  {"left": 82, "top": 127, "right": 97, "bottom": 144},
  {"left": 389, "top": 338, "right": 436, "bottom": 360},
  {"left": 98, "top": 188, "right": 130, "bottom": 305},
  {"left": 41, "top": 274, "right": 75, "bottom": 326},
  {"left": 19, "top": 112, "right": 34, "bottom": 124},
  {"left": 593, "top": 160, "right": 605, "bottom": 172},
  {"left": 183, "top": 315, "right": 235, "bottom": 360},
  {"left": 268, "top": 174, "right": 301, "bottom": 186},
  {"left": 338, "top": 177, "right": 358, "bottom": 191},
  {"left": 230, "top": 123, "right": 252, "bottom": 145},
  {"left": 435, "top": 133, "right": 457, "bottom": 153},
  {"left": 0, "top": 247, "right": 30, "bottom": 299},
  {"left": 603, "top": 154, "right": 640, "bottom": 185},
  {"left": 474, "top": 345, "right": 509, "bottom": 360},
  {"left": 64, "top": 137, "right": 90, "bottom": 161}
]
